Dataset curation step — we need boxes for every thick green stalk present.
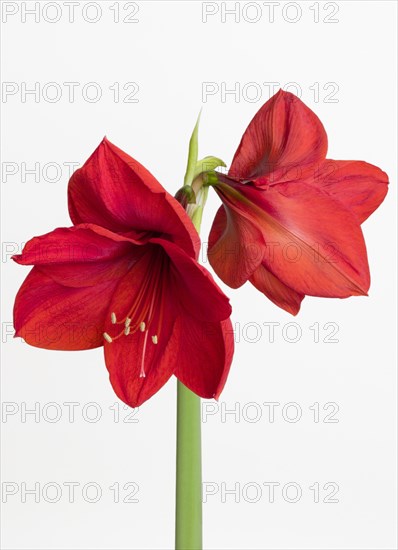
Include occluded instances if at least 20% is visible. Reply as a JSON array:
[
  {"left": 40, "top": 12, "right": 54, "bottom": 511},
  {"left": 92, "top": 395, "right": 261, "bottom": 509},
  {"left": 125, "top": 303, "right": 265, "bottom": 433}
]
[
  {"left": 175, "top": 381, "right": 202, "bottom": 549},
  {"left": 175, "top": 205, "right": 204, "bottom": 550},
  {"left": 175, "top": 115, "right": 205, "bottom": 550},
  {"left": 175, "top": 114, "right": 226, "bottom": 549}
]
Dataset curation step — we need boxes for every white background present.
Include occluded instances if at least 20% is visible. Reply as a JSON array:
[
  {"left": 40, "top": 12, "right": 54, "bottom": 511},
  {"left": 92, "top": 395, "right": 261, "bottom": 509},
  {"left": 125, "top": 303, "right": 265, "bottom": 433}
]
[{"left": 1, "top": 1, "right": 397, "bottom": 549}]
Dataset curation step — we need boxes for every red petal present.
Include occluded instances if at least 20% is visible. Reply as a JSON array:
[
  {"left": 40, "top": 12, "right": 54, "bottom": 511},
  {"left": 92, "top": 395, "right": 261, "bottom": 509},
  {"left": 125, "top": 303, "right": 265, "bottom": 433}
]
[
  {"left": 68, "top": 138, "right": 199, "bottom": 257},
  {"left": 14, "top": 268, "right": 118, "bottom": 350},
  {"left": 175, "top": 317, "right": 234, "bottom": 399},
  {"left": 229, "top": 90, "right": 327, "bottom": 181},
  {"left": 13, "top": 224, "right": 140, "bottom": 287},
  {"left": 151, "top": 238, "right": 232, "bottom": 321},
  {"left": 208, "top": 205, "right": 265, "bottom": 288},
  {"left": 215, "top": 178, "right": 370, "bottom": 298},
  {"left": 103, "top": 251, "right": 178, "bottom": 407},
  {"left": 309, "top": 159, "right": 389, "bottom": 224},
  {"left": 249, "top": 263, "right": 304, "bottom": 315}
]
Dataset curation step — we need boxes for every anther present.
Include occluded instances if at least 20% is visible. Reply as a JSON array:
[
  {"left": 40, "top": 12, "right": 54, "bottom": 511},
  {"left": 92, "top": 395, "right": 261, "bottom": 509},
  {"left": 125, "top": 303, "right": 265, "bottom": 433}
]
[
  {"left": 125, "top": 317, "right": 131, "bottom": 328},
  {"left": 111, "top": 312, "right": 117, "bottom": 324},
  {"left": 139, "top": 321, "right": 146, "bottom": 332},
  {"left": 103, "top": 332, "right": 113, "bottom": 343},
  {"left": 152, "top": 335, "right": 158, "bottom": 345},
  {"left": 124, "top": 326, "right": 130, "bottom": 336}
]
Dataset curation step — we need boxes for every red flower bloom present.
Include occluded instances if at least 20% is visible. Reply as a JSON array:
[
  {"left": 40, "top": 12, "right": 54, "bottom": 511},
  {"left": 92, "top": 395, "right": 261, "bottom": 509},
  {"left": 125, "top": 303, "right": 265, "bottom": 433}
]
[
  {"left": 13, "top": 138, "right": 233, "bottom": 407},
  {"left": 208, "top": 90, "right": 388, "bottom": 315}
]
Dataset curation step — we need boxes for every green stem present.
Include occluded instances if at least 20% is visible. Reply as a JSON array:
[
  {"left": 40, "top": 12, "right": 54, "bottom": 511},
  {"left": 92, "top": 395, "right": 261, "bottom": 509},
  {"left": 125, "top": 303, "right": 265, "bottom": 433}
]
[
  {"left": 175, "top": 383, "right": 202, "bottom": 550},
  {"left": 175, "top": 205, "right": 205, "bottom": 550},
  {"left": 175, "top": 114, "right": 217, "bottom": 549}
]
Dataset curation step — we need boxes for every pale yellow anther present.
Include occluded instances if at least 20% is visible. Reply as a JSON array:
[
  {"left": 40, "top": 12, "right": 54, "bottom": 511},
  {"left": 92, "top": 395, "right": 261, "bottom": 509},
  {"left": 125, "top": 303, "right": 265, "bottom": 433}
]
[
  {"left": 111, "top": 312, "right": 117, "bottom": 324},
  {"left": 103, "top": 332, "right": 113, "bottom": 343},
  {"left": 124, "top": 326, "right": 130, "bottom": 336},
  {"left": 125, "top": 317, "right": 131, "bottom": 328},
  {"left": 152, "top": 335, "right": 158, "bottom": 345},
  {"left": 139, "top": 322, "right": 146, "bottom": 332}
]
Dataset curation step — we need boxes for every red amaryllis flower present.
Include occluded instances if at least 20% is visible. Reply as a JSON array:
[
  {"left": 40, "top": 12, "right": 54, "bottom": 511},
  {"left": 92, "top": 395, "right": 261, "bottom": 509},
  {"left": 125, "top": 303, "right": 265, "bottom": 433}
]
[
  {"left": 13, "top": 138, "right": 233, "bottom": 407},
  {"left": 208, "top": 90, "right": 388, "bottom": 315}
]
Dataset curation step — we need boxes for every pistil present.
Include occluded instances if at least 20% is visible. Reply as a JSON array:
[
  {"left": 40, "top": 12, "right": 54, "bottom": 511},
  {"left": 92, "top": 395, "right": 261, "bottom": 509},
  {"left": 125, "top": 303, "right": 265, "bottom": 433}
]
[{"left": 102, "top": 249, "right": 167, "bottom": 379}]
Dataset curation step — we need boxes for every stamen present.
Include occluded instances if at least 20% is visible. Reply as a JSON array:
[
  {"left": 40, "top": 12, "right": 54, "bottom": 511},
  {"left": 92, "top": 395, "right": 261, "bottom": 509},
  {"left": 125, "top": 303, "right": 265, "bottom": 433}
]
[{"left": 105, "top": 249, "right": 167, "bottom": 378}]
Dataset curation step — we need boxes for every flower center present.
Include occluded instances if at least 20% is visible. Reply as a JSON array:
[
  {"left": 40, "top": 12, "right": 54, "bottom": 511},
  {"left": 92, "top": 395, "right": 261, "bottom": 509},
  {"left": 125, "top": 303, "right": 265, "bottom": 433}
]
[{"left": 102, "top": 249, "right": 166, "bottom": 378}]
